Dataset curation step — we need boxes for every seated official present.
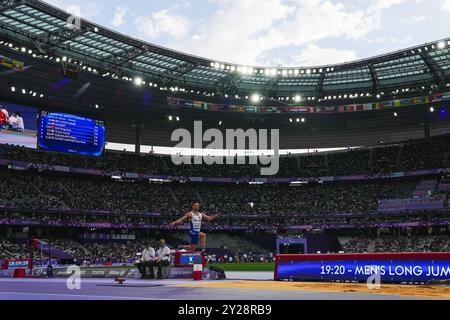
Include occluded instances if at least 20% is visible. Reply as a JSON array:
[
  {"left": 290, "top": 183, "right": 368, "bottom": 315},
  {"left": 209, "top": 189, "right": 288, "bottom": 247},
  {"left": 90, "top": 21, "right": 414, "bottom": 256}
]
[
  {"left": 136, "top": 245, "right": 156, "bottom": 279},
  {"left": 147, "top": 239, "right": 171, "bottom": 279}
]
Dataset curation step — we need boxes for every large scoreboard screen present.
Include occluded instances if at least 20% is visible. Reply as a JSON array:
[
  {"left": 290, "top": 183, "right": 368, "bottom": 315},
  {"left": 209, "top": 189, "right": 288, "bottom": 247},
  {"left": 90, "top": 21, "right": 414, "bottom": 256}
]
[
  {"left": 38, "top": 111, "right": 105, "bottom": 156},
  {"left": 275, "top": 253, "right": 450, "bottom": 284},
  {"left": 0, "top": 101, "right": 38, "bottom": 149}
]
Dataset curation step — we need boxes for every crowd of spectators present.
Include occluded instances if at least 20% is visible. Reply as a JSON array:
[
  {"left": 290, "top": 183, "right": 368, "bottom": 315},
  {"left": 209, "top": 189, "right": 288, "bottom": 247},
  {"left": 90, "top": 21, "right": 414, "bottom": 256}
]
[
  {"left": 1, "top": 134, "right": 449, "bottom": 265},
  {"left": 0, "top": 239, "right": 28, "bottom": 259},
  {"left": 342, "top": 235, "right": 449, "bottom": 253},
  {"left": 1, "top": 235, "right": 272, "bottom": 264},
  {"left": 0, "top": 169, "right": 417, "bottom": 217},
  {"left": 0, "top": 134, "right": 449, "bottom": 178},
  {"left": 0, "top": 238, "right": 50, "bottom": 259},
  {"left": 3, "top": 233, "right": 448, "bottom": 263}
]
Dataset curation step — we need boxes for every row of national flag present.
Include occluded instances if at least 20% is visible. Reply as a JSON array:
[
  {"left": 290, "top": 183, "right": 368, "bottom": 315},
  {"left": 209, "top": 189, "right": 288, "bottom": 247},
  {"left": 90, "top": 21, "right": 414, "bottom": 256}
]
[
  {"left": 0, "top": 55, "right": 24, "bottom": 71},
  {"left": 168, "top": 92, "right": 450, "bottom": 114}
]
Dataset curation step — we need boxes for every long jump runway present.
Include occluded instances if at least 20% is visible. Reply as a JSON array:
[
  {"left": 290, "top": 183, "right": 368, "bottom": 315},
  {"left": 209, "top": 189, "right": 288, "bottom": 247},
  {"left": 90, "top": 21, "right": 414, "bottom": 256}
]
[{"left": 0, "top": 272, "right": 449, "bottom": 300}]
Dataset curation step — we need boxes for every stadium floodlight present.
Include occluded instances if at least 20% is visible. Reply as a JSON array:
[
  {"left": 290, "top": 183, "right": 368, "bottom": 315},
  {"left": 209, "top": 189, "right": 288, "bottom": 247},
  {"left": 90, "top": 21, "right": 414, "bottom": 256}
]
[
  {"left": 134, "top": 77, "right": 143, "bottom": 86},
  {"left": 219, "top": 121, "right": 222, "bottom": 125},
  {"left": 21, "top": 47, "right": 26, "bottom": 52},
  {"left": 296, "top": 118, "right": 300, "bottom": 123},
  {"left": 40, "top": 94, "right": 44, "bottom": 98},
  {"left": 294, "top": 95, "right": 302, "bottom": 103},
  {"left": 301, "top": 118, "right": 306, "bottom": 123},
  {"left": 289, "top": 119, "right": 293, "bottom": 123},
  {"left": 250, "top": 93, "right": 261, "bottom": 104},
  {"left": 10, "top": 86, "right": 15, "bottom": 92},
  {"left": 430, "top": 107, "right": 435, "bottom": 113},
  {"left": 168, "top": 115, "right": 173, "bottom": 121},
  {"left": 176, "top": 117, "right": 180, "bottom": 121},
  {"left": 437, "top": 41, "right": 446, "bottom": 49},
  {"left": 394, "top": 112, "right": 398, "bottom": 117}
]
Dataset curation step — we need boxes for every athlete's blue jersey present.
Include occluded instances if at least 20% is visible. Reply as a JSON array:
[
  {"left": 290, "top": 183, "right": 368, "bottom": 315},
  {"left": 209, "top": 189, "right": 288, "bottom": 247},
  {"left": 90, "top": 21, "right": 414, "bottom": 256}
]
[{"left": 188, "top": 211, "right": 202, "bottom": 245}]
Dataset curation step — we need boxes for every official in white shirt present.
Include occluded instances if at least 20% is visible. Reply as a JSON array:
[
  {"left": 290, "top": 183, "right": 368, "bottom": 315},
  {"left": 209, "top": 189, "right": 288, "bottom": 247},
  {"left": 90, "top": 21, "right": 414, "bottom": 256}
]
[
  {"left": 136, "top": 245, "right": 155, "bottom": 279},
  {"left": 8, "top": 113, "right": 24, "bottom": 132},
  {"left": 147, "top": 239, "right": 171, "bottom": 279}
]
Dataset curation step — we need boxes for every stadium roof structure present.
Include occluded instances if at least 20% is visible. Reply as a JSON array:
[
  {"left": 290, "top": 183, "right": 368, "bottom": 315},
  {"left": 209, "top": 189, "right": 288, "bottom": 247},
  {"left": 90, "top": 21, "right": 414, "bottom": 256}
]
[{"left": 1, "top": 0, "right": 450, "bottom": 105}]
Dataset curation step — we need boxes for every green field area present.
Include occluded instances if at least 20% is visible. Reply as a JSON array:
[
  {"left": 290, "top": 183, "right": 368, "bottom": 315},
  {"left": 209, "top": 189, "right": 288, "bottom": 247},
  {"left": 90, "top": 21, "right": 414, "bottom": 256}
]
[{"left": 208, "top": 262, "right": 275, "bottom": 272}]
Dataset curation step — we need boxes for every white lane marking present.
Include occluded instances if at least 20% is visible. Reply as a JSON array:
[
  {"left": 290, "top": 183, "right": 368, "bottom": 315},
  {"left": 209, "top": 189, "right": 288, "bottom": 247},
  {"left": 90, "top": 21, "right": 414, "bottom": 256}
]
[{"left": 0, "top": 292, "right": 175, "bottom": 300}]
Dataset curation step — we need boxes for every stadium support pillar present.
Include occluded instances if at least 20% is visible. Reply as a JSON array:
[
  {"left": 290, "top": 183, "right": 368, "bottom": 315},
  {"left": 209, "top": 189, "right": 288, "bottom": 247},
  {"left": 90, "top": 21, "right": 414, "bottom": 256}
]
[
  {"left": 424, "top": 119, "right": 431, "bottom": 143},
  {"left": 135, "top": 124, "right": 142, "bottom": 155}
]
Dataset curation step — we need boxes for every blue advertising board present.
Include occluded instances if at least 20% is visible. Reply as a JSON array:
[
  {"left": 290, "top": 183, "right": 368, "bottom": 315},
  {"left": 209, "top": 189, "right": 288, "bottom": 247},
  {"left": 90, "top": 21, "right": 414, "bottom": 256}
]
[
  {"left": 276, "top": 254, "right": 450, "bottom": 283},
  {"left": 179, "top": 253, "right": 203, "bottom": 265}
]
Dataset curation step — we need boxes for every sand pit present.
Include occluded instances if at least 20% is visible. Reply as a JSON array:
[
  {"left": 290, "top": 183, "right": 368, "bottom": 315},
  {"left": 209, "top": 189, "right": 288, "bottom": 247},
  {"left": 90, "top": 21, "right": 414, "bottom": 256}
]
[{"left": 173, "top": 281, "right": 450, "bottom": 299}]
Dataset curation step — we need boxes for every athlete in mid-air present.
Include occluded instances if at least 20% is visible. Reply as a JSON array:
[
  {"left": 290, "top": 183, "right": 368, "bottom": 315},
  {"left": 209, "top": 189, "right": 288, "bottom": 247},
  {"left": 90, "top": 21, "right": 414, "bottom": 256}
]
[{"left": 170, "top": 202, "right": 220, "bottom": 252}]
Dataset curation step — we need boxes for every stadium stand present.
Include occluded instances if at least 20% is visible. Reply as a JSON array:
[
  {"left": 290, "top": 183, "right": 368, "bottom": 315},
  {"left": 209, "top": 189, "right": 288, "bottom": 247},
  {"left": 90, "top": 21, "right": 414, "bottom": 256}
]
[
  {"left": 1, "top": 136, "right": 449, "bottom": 261},
  {"left": 0, "top": 134, "right": 450, "bottom": 177},
  {"left": 341, "top": 235, "right": 450, "bottom": 253}
]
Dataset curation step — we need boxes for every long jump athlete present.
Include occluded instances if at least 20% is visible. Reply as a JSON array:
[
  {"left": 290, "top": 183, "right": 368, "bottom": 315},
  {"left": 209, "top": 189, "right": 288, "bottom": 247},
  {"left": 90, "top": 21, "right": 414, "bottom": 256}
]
[{"left": 170, "top": 201, "right": 220, "bottom": 253}]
